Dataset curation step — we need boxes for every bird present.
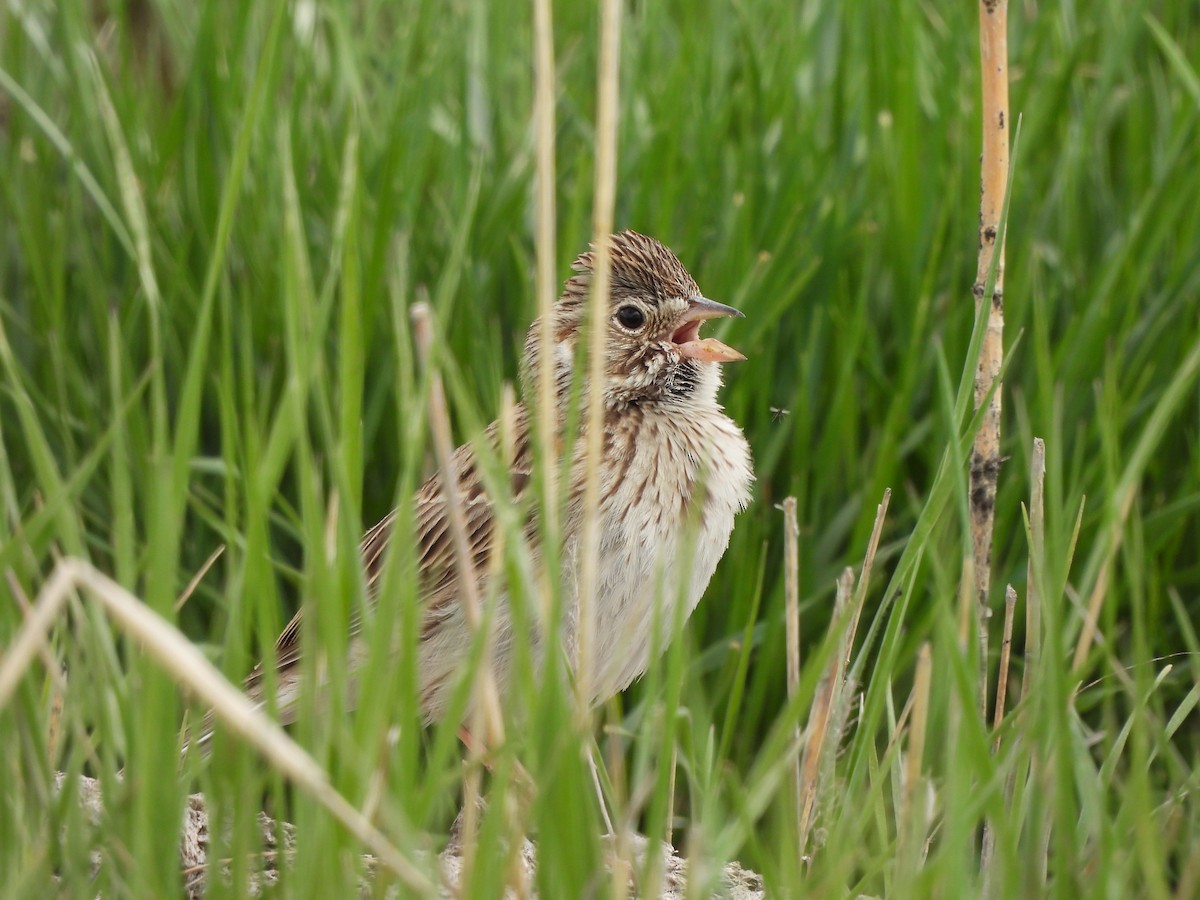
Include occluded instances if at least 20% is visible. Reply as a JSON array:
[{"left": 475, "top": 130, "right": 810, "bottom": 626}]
[{"left": 199, "top": 231, "right": 753, "bottom": 747}]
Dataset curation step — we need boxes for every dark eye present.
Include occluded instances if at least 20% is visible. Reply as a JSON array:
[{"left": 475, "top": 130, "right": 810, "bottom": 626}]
[{"left": 616, "top": 305, "right": 645, "bottom": 330}]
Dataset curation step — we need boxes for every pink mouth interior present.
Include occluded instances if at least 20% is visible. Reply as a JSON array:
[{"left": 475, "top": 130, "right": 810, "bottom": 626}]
[{"left": 671, "top": 320, "right": 702, "bottom": 345}]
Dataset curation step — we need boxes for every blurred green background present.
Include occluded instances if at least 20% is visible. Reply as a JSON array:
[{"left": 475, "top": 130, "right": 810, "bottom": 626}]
[{"left": 2, "top": 0, "right": 1198, "bottom": 895}]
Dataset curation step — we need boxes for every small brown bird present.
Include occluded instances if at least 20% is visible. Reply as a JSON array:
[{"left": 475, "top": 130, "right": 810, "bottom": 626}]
[{"left": 205, "top": 231, "right": 753, "bottom": 745}]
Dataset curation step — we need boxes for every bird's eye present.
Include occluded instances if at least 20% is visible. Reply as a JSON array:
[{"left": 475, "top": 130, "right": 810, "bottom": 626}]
[{"left": 616, "top": 305, "right": 645, "bottom": 330}]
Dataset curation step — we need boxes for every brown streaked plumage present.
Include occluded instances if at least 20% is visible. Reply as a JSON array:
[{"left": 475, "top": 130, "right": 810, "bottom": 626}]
[{"left": 204, "top": 231, "right": 753, "bottom": 746}]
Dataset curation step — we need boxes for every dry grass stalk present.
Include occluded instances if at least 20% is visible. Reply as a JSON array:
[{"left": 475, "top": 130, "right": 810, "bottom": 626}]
[
  {"left": 591, "top": 740, "right": 616, "bottom": 834},
  {"left": 575, "top": 0, "right": 622, "bottom": 716},
  {"left": 969, "top": 0, "right": 1011, "bottom": 716},
  {"left": 992, "top": 584, "right": 1018, "bottom": 748},
  {"left": 823, "top": 495, "right": 889, "bottom": 805},
  {"left": 459, "top": 765, "right": 485, "bottom": 880},
  {"left": 797, "top": 567, "right": 853, "bottom": 853},
  {"left": 461, "top": 386, "right": 524, "bottom": 881},
  {"left": 0, "top": 558, "right": 435, "bottom": 894},
  {"left": 899, "top": 642, "right": 933, "bottom": 866},
  {"left": 957, "top": 555, "right": 976, "bottom": 654},
  {"left": 980, "top": 583, "right": 1019, "bottom": 887},
  {"left": 664, "top": 744, "right": 678, "bottom": 848},
  {"left": 491, "top": 383, "right": 519, "bottom": 680},
  {"left": 1073, "top": 501, "right": 1133, "bottom": 674},
  {"left": 781, "top": 498, "right": 802, "bottom": 844},
  {"left": 411, "top": 303, "right": 505, "bottom": 877},
  {"left": 1026, "top": 440, "right": 1052, "bottom": 888},
  {"left": 532, "top": 0, "right": 559, "bottom": 618},
  {"left": 174, "top": 544, "right": 224, "bottom": 612},
  {"left": 1023, "top": 438, "right": 1045, "bottom": 699},
  {"left": 7, "top": 569, "right": 68, "bottom": 762},
  {"left": 410, "top": 302, "right": 504, "bottom": 748},
  {"left": 846, "top": 488, "right": 891, "bottom": 669}
]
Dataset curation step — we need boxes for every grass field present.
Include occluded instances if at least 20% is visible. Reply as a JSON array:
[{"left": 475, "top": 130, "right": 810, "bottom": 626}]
[{"left": 2, "top": 0, "right": 1199, "bottom": 896}]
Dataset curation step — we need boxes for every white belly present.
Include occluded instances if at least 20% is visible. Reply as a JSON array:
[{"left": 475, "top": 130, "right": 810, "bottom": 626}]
[{"left": 577, "top": 407, "right": 753, "bottom": 703}]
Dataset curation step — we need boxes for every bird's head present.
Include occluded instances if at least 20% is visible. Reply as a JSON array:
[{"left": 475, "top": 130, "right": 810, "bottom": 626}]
[{"left": 522, "top": 231, "right": 745, "bottom": 409}]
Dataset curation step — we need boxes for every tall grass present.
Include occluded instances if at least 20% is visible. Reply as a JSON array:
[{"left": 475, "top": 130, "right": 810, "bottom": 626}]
[{"left": 2, "top": 0, "right": 1199, "bottom": 895}]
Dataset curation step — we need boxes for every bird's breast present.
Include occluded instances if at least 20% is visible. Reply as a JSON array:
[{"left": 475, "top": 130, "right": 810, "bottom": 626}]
[{"left": 579, "top": 404, "right": 753, "bottom": 702}]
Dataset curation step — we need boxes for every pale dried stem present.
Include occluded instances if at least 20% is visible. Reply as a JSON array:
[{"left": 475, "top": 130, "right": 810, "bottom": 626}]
[
  {"left": 846, "top": 488, "right": 890, "bottom": 669},
  {"left": 781, "top": 498, "right": 802, "bottom": 844},
  {"left": 881, "top": 692, "right": 916, "bottom": 771},
  {"left": 1025, "top": 437, "right": 1052, "bottom": 888},
  {"left": 461, "top": 387, "right": 522, "bottom": 877},
  {"left": 1073, "top": 488, "right": 1135, "bottom": 673},
  {"left": 532, "top": 0, "right": 559, "bottom": 595},
  {"left": 598, "top": 717, "right": 626, "bottom": 850},
  {"left": 460, "top": 765, "right": 484, "bottom": 878},
  {"left": 899, "top": 642, "right": 933, "bottom": 866},
  {"left": 7, "top": 570, "right": 68, "bottom": 761},
  {"left": 588, "top": 747, "right": 615, "bottom": 834},
  {"left": 950, "top": 555, "right": 974, "bottom": 793},
  {"left": 492, "top": 383, "right": 518, "bottom": 664},
  {"left": 1023, "top": 438, "right": 1045, "bottom": 700},
  {"left": 993, "top": 584, "right": 1018, "bottom": 747},
  {"left": 798, "top": 567, "right": 853, "bottom": 853},
  {"left": 664, "top": 744, "right": 678, "bottom": 848},
  {"left": 575, "top": 0, "right": 621, "bottom": 716},
  {"left": 980, "top": 584, "right": 1018, "bottom": 888},
  {"left": 411, "top": 303, "right": 503, "bottom": 750},
  {"left": 0, "top": 559, "right": 435, "bottom": 894},
  {"left": 6, "top": 570, "right": 65, "bottom": 691},
  {"left": 1074, "top": 548, "right": 1112, "bottom": 674},
  {"left": 831, "top": 569, "right": 854, "bottom": 713},
  {"left": 174, "top": 544, "right": 225, "bottom": 612},
  {"left": 360, "top": 725, "right": 398, "bottom": 826},
  {"left": 413, "top": 303, "right": 484, "bottom": 868},
  {"left": 323, "top": 494, "right": 339, "bottom": 564},
  {"left": 969, "top": 0, "right": 1011, "bottom": 717},
  {"left": 958, "top": 555, "right": 976, "bottom": 653}
]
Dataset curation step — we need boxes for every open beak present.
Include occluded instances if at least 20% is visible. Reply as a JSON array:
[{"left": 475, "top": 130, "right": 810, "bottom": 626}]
[{"left": 671, "top": 296, "right": 747, "bottom": 363}]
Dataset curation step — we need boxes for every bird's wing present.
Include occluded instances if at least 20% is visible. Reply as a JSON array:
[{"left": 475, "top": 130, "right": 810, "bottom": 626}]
[{"left": 244, "top": 407, "right": 535, "bottom": 707}]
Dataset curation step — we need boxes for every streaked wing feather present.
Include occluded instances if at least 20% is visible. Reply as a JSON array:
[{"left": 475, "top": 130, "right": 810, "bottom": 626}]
[{"left": 246, "top": 407, "right": 534, "bottom": 701}]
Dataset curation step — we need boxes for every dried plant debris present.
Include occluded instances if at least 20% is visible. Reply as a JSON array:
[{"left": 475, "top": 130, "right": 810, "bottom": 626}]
[{"left": 54, "top": 774, "right": 766, "bottom": 899}]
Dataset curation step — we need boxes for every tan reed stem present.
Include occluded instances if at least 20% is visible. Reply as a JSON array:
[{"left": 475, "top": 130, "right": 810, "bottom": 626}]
[
  {"left": 411, "top": 303, "right": 503, "bottom": 748},
  {"left": 969, "top": 0, "right": 1011, "bottom": 717},
  {"left": 782, "top": 498, "right": 802, "bottom": 846},
  {"left": 532, "top": 0, "right": 559, "bottom": 595},
  {"left": 993, "top": 584, "right": 1018, "bottom": 747},
  {"left": 846, "top": 488, "right": 891, "bottom": 668},
  {"left": 980, "top": 583, "right": 1019, "bottom": 887},
  {"left": 899, "top": 642, "right": 933, "bottom": 867},
  {"left": 575, "top": 0, "right": 621, "bottom": 717},
  {"left": 1024, "top": 438, "right": 1045, "bottom": 699},
  {"left": 798, "top": 567, "right": 853, "bottom": 854},
  {"left": 175, "top": 544, "right": 224, "bottom": 612},
  {"left": 1025, "top": 437, "right": 1052, "bottom": 888}
]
